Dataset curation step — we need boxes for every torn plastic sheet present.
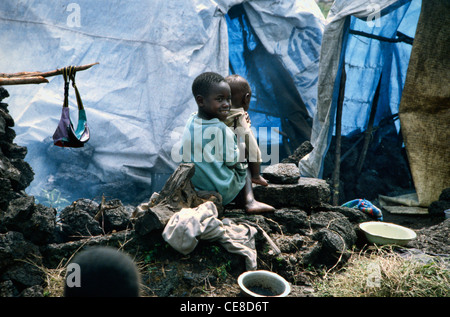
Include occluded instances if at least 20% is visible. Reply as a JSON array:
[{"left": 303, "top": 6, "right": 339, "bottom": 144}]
[{"left": 299, "top": 0, "right": 421, "bottom": 179}]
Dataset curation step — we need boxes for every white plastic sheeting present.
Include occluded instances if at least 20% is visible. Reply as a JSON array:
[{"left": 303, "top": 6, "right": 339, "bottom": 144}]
[{"left": 0, "top": 0, "right": 324, "bottom": 205}]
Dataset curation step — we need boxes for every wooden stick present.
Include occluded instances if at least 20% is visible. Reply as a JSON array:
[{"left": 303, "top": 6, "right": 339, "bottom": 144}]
[
  {"left": 356, "top": 75, "right": 381, "bottom": 174},
  {"left": 38, "top": 62, "right": 99, "bottom": 78},
  {"left": 0, "top": 71, "right": 43, "bottom": 78},
  {"left": 0, "top": 62, "right": 99, "bottom": 85},
  {"left": 94, "top": 194, "right": 118, "bottom": 221},
  {"left": 332, "top": 65, "right": 346, "bottom": 206},
  {"left": 0, "top": 76, "right": 49, "bottom": 85}
]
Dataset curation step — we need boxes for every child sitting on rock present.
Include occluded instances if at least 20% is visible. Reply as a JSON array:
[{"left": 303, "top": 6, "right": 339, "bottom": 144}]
[{"left": 181, "top": 72, "right": 274, "bottom": 214}]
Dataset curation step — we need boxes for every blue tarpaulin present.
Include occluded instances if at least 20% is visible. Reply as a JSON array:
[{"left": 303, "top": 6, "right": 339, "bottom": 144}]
[
  {"left": 226, "top": 2, "right": 324, "bottom": 157},
  {"left": 300, "top": 0, "right": 422, "bottom": 179}
]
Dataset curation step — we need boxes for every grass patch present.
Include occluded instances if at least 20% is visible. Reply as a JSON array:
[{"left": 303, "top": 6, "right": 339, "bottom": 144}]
[
  {"left": 313, "top": 246, "right": 449, "bottom": 297},
  {"left": 42, "top": 263, "right": 66, "bottom": 297}
]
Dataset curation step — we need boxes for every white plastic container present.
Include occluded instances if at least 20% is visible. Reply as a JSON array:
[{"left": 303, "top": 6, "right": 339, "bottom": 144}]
[{"left": 359, "top": 222, "right": 417, "bottom": 246}]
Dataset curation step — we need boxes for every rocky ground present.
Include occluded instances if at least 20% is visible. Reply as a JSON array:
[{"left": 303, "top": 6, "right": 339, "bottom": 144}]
[
  {"left": 0, "top": 86, "right": 448, "bottom": 297},
  {"left": 0, "top": 164, "right": 447, "bottom": 297}
]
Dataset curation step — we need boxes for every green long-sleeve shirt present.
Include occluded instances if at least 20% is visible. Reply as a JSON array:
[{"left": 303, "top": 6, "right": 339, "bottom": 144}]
[{"left": 181, "top": 113, "right": 247, "bottom": 205}]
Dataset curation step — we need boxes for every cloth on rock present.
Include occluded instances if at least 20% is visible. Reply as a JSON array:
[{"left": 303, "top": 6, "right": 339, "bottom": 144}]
[
  {"left": 342, "top": 198, "right": 383, "bottom": 221},
  {"left": 162, "top": 201, "right": 258, "bottom": 271}
]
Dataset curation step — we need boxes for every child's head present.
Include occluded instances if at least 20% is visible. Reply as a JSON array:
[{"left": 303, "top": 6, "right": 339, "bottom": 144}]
[
  {"left": 225, "top": 74, "right": 251, "bottom": 111},
  {"left": 192, "top": 72, "right": 231, "bottom": 121},
  {"left": 64, "top": 246, "right": 141, "bottom": 297}
]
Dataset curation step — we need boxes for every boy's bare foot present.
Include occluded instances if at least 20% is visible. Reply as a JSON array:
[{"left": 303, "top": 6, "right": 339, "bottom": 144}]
[
  {"left": 245, "top": 200, "right": 275, "bottom": 214},
  {"left": 251, "top": 175, "right": 269, "bottom": 186}
]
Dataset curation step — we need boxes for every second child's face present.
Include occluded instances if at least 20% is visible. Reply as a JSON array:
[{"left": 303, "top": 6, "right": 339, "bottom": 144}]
[{"left": 197, "top": 81, "right": 232, "bottom": 121}]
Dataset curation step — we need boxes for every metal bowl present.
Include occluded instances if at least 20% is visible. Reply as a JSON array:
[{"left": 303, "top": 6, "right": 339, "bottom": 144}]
[
  {"left": 359, "top": 221, "right": 417, "bottom": 246},
  {"left": 237, "top": 270, "right": 291, "bottom": 297}
]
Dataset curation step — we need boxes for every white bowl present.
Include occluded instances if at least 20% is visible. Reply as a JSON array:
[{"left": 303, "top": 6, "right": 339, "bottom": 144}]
[
  {"left": 237, "top": 270, "right": 291, "bottom": 297},
  {"left": 359, "top": 221, "right": 417, "bottom": 246}
]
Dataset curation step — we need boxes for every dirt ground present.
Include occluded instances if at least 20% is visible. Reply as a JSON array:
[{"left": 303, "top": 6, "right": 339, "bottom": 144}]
[
  {"left": 136, "top": 206, "right": 448, "bottom": 298},
  {"left": 382, "top": 211, "right": 443, "bottom": 230}
]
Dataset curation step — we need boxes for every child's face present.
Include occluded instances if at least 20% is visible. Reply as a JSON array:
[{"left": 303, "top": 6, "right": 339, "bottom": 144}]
[{"left": 197, "top": 81, "right": 231, "bottom": 121}]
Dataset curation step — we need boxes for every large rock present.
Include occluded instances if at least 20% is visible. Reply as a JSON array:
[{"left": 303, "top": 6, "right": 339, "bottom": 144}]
[
  {"left": 262, "top": 163, "right": 300, "bottom": 184},
  {"left": 0, "top": 155, "right": 22, "bottom": 188},
  {"left": 100, "top": 199, "right": 134, "bottom": 233},
  {"left": 281, "top": 141, "right": 313, "bottom": 164},
  {"left": 315, "top": 204, "right": 372, "bottom": 224},
  {"left": 439, "top": 188, "right": 450, "bottom": 201},
  {"left": 253, "top": 177, "right": 331, "bottom": 209},
  {"left": 1, "top": 196, "right": 56, "bottom": 245},
  {"left": 428, "top": 187, "right": 450, "bottom": 218},
  {"left": 268, "top": 209, "right": 310, "bottom": 235},
  {"left": 58, "top": 198, "right": 135, "bottom": 241},
  {"left": 409, "top": 219, "right": 450, "bottom": 255},
  {"left": 0, "top": 178, "right": 17, "bottom": 213},
  {"left": 0, "top": 231, "right": 45, "bottom": 296},
  {"left": 59, "top": 199, "right": 103, "bottom": 241},
  {"left": 296, "top": 212, "right": 356, "bottom": 268}
]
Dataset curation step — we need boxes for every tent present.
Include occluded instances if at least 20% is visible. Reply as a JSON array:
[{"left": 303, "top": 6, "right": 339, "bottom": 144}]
[
  {"left": 299, "top": 0, "right": 450, "bottom": 208},
  {"left": 0, "top": 0, "right": 324, "bottom": 206}
]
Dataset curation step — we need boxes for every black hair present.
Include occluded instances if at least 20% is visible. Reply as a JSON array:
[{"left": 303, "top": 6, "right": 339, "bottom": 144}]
[
  {"left": 225, "top": 74, "right": 251, "bottom": 95},
  {"left": 192, "top": 72, "right": 225, "bottom": 98},
  {"left": 64, "top": 246, "right": 140, "bottom": 297}
]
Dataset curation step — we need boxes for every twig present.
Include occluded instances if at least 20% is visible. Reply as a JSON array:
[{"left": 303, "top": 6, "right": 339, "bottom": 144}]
[
  {"left": 0, "top": 62, "right": 99, "bottom": 86},
  {"left": 0, "top": 76, "right": 49, "bottom": 85},
  {"left": 262, "top": 216, "right": 284, "bottom": 236},
  {"left": 94, "top": 194, "right": 117, "bottom": 221},
  {"left": 234, "top": 218, "right": 281, "bottom": 255}
]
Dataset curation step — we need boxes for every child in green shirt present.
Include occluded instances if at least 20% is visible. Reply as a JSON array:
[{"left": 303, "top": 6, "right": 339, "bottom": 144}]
[{"left": 181, "top": 72, "right": 274, "bottom": 213}]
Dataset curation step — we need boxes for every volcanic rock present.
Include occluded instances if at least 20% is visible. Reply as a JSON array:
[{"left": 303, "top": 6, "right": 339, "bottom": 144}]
[{"left": 262, "top": 163, "right": 300, "bottom": 184}]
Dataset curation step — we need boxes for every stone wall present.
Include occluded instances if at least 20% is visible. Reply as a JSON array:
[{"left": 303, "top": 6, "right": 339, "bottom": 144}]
[
  {"left": 0, "top": 87, "right": 34, "bottom": 211},
  {"left": 0, "top": 87, "right": 48, "bottom": 296}
]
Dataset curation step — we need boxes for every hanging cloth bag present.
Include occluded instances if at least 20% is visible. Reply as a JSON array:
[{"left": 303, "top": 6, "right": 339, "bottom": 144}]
[{"left": 53, "top": 66, "right": 90, "bottom": 147}]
